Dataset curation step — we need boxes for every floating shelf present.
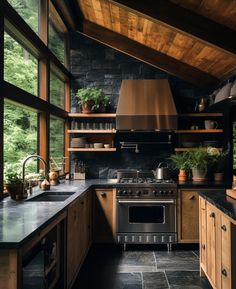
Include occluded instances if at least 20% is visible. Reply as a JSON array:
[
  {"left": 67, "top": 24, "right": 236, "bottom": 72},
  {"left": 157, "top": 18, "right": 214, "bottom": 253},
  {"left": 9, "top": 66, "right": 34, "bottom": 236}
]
[
  {"left": 68, "top": 148, "right": 116, "bottom": 152},
  {"left": 68, "top": 113, "right": 116, "bottom": 118},
  {"left": 68, "top": 129, "right": 116, "bottom": 134},
  {"left": 178, "top": 113, "right": 223, "bottom": 117},
  {"left": 175, "top": 148, "right": 223, "bottom": 152},
  {"left": 175, "top": 129, "right": 223, "bottom": 133}
]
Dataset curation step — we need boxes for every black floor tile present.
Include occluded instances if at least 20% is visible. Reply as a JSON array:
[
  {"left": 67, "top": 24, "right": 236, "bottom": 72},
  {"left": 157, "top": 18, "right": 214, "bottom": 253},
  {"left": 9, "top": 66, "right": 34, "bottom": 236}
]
[
  {"left": 142, "top": 272, "right": 169, "bottom": 289},
  {"left": 154, "top": 250, "right": 199, "bottom": 270},
  {"left": 166, "top": 271, "right": 212, "bottom": 289}
]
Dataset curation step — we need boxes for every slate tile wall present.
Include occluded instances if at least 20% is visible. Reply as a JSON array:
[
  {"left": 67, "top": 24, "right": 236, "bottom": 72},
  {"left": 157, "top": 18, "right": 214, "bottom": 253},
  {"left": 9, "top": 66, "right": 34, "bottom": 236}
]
[{"left": 69, "top": 32, "right": 207, "bottom": 178}]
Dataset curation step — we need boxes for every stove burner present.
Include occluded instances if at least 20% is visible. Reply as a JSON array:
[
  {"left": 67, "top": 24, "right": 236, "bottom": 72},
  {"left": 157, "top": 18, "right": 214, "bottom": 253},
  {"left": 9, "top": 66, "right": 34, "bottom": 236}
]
[{"left": 118, "top": 177, "right": 175, "bottom": 184}]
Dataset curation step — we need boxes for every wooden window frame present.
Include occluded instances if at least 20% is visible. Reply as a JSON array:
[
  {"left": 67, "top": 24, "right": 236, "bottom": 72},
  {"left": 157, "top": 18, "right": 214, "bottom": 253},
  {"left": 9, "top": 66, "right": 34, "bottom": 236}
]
[{"left": 0, "top": 0, "right": 71, "bottom": 198}]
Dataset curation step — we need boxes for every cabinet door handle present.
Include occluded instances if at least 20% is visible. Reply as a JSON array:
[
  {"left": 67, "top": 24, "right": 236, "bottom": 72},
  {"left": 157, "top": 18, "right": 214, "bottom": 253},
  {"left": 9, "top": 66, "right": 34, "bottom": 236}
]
[
  {"left": 210, "top": 212, "right": 215, "bottom": 218},
  {"left": 222, "top": 269, "right": 227, "bottom": 277},
  {"left": 189, "top": 195, "right": 195, "bottom": 200},
  {"left": 202, "top": 244, "right": 206, "bottom": 250},
  {"left": 221, "top": 225, "right": 227, "bottom": 231},
  {"left": 101, "top": 192, "right": 106, "bottom": 198}
]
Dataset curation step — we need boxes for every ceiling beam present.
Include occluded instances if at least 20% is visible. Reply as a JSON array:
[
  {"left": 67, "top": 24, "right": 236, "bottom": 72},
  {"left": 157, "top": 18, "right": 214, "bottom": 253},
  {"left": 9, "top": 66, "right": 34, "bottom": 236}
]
[
  {"left": 81, "top": 20, "right": 219, "bottom": 87},
  {"left": 111, "top": 0, "right": 236, "bottom": 58}
]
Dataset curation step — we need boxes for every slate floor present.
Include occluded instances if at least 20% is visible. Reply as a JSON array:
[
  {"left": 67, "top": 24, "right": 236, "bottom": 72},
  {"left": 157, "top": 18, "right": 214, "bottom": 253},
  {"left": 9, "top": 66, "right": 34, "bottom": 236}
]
[{"left": 72, "top": 245, "right": 212, "bottom": 289}]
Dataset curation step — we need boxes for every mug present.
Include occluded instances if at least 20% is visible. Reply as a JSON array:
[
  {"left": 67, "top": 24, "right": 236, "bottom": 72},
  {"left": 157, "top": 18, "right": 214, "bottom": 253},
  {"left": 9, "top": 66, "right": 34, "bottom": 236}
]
[
  {"left": 204, "top": 120, "right": 218, "bottom": 129},
  {"left": 190, "top": 125, "right": 199, "bottom": 130}
]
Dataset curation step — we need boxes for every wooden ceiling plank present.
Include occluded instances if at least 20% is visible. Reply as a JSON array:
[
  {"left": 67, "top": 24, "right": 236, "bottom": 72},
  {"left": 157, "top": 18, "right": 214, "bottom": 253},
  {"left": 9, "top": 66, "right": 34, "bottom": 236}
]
[
  {"left": 110, "top": 1, "right": 121, "bottom": 33},
  {"left": 100, "top": 0, "right": 112, "bottom": 29},
  {"left": 81, "top": 20, "right": 219, "bottom": 86},
  {"left": 111, "top": 0, "right": 236, "bottom": 57},
  {"left": 119, "top": 4, "right": 128, "bottom": 36}
]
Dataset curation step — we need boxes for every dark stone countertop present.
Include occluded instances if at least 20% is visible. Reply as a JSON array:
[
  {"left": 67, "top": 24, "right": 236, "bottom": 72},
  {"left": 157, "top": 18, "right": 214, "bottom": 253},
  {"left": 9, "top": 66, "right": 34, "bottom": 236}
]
[
  {"left": 199, "top": 191, "right": 236, "bottom": 222},
  {"left": 0, "top": 179, "right": 117, "bottom": 249},
  {"left": 178, "top": 181, "right": 228, "bottom": 189}
]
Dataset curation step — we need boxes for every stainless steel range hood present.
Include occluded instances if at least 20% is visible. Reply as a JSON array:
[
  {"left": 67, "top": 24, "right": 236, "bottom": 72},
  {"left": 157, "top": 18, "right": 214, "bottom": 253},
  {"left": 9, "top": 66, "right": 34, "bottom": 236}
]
[{"left": 116, "top": 79, "right": 177, "bottom": 131}]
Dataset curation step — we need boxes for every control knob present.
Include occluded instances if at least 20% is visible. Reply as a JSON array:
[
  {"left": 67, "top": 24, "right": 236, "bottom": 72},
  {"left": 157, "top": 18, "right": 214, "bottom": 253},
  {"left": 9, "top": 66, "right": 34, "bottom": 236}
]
[{"left": 136, "top": 190, "right": 141, "bottom": 196}]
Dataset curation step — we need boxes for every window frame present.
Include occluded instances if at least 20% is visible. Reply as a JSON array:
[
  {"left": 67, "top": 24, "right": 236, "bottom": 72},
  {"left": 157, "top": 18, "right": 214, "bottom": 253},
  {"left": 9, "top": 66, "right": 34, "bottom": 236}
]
[{"left": 0, "top": 0, "right": 71, "bottom": 199}]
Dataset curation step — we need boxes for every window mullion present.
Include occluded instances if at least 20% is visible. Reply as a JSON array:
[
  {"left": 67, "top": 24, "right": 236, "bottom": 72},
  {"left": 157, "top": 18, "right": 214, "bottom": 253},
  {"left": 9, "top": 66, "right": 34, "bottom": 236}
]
[{"left": 0, "top": 10, "right": 3, "bottom": 199}]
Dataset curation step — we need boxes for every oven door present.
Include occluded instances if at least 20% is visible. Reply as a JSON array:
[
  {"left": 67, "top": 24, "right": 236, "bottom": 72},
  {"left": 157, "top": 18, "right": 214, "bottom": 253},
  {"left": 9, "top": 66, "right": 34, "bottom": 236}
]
[{"left": 117, "top": 199, "right": 176, "bottom": 233}]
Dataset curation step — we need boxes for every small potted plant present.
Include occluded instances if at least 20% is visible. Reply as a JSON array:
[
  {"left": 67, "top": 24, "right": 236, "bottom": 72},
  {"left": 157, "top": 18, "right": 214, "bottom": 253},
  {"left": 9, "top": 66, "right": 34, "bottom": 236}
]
[
  {"left": 188, "top": 148, "right": 212, "bottom": 182},
  {"left": 169, "top": 152, "right": 189, "bottom": 182},
  {"left": 76, "top": 87, "right": 110, "bottom": 113},
  {"left": 5, "top": 172, "right": 24, "bottom": 199},
  {"left": 207, "top": 146, "right": 229, "bottom": 182}
]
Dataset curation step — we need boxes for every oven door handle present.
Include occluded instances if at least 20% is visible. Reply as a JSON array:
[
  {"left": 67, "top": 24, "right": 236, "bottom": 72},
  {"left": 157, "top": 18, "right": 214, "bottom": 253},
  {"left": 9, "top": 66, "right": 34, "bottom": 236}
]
[{"left": 117, "top": 200, "right": 175, "bottom": 204}]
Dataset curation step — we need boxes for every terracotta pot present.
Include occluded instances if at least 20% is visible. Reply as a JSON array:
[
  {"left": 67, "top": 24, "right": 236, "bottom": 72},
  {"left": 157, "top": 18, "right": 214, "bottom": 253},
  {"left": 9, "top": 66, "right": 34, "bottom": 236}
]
[
  {"left": 81, "top": 101, "right": 94, "bottom": 114},
  {"left": 214, "top": 172, "right": 223, "bottom": 182},
  {"left": 178, "top": 169, "right": 187, "bottom": 182}
]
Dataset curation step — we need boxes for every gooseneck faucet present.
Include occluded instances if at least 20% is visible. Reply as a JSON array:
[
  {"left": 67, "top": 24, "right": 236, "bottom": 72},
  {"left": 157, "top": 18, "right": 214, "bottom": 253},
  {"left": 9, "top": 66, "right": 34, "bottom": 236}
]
[{"left": 22, "top": 155, "right": 49, "bottom": 195}]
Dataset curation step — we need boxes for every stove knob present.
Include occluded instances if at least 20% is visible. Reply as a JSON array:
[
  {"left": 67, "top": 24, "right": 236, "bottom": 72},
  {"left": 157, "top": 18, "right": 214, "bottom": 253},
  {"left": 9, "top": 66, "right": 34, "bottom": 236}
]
[
  {"left": 123, "top": 190, "right": 127, "bottom": 195},
  {"left": 128, "top": 189, "right": 132, "bottom": 195},
  {"left": 117, "top": 190, "right": 122, "bottom": 195},
  {"left": 160, "top": 190, "right": 164, "bottom": 194},
  {"left": 163, "top": 191, "right": 167, "bottom": 194},
  {"left": 169, "top": 190, "right": 174, "bottom": 194},
  {"left": 136, "top": 190, "right": 141, "bottom": 196},
  {"left": 152, "top": 190, "right": 157, "bottom": 195}
]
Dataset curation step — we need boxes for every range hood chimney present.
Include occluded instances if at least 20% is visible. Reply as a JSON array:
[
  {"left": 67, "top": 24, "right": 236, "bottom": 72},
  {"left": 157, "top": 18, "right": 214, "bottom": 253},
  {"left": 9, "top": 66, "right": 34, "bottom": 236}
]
[{"left": 116, "top": 79, "right": 177, "bottom": 131}]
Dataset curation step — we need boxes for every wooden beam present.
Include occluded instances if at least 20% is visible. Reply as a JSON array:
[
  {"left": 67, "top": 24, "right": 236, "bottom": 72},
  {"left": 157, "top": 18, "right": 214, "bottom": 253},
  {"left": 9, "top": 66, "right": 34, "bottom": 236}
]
[
  {"left": 81, "top": 20, "right": 219, "bottom": 87},
  {"left": 112, "top": 0, "right": 236, "bottom": 58},
  {"left": 0, "top": 10, "right": 4, "bottom": 199},
  {"left": 3, "top": 81, "right": 68, "bottom": 119}
]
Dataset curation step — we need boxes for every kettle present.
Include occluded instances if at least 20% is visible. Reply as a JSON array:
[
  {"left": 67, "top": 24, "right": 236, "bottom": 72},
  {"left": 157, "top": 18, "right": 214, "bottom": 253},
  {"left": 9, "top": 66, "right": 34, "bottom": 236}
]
[{"left": 153, "top": 162, "right": 171, "bottom": 180}]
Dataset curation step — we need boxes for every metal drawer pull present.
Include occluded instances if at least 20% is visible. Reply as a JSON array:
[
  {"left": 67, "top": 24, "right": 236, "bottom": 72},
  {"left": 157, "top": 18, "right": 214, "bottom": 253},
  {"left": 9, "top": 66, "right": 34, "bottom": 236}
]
[
  {"left": 202, "top": 244, "right": 206, "bottom": 250},
  {"left": 101, "top": 192, "right": 106, "bottom": 197},
  {"left": 222, "top": 269, "right": 227, "bottom": 277},
  {"left": 189, "top": 195, "right": 195, "bottom": 200},
  {"left": 221, "top": 225, "right": 227, "bottom": 231},
  {"left": 118, "top": 200, "right": 175, "bottom": 204},
  {"left": 210, "top": 212, "right": 215, "bottom": 218}
]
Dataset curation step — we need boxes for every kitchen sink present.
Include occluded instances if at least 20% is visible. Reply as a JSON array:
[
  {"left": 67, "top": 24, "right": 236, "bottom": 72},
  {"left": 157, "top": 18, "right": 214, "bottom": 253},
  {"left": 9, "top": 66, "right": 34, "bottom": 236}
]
[{"left": 26, "top": 191, "right": 76, "bottom": 202}]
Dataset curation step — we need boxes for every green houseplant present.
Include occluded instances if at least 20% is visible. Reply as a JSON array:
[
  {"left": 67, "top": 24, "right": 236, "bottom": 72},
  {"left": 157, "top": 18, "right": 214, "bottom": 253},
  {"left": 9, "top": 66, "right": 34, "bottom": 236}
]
[
  {"left": 188, "top": 148, "right": 212, "bottom": 182},
  {"left": 5, "top": 172, "right": 24, "bottom": 199},
  {"left": 169, "top": 152, "right": 190, "bottom": 182},
  {"left": 76, "top": 87, "right": 110, "bottom": 113}
]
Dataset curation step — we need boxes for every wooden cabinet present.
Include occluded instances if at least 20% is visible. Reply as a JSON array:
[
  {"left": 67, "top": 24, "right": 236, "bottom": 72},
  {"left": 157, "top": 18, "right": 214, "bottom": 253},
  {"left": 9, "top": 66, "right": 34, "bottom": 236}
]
[
  {"left": 199, "top": 197, "right": 236, "bottom": 289},
  {"left": 93, "top": 188, "right": 116, "bottom": 243},
  {"left": 67, "top": 191, "right": 91, "bottom": 288},
  {"left": 178, "top": 190, "right": 199, "bottom": 243}
]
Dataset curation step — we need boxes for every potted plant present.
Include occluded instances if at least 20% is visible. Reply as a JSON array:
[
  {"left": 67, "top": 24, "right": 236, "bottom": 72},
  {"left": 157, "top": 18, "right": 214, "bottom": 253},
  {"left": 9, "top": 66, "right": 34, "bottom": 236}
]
[
  {"left": 188, "top": 148, "right": 212, "bottom": 182},
  {"left": 207, "top": 146, "right": 229, "bottom": 182},
  {"left": 5, "top": 172, "right": 24, "bottom": 199},
  {"left": 76, "top": 87, "right": 110, "bottom": 113},
  {"left": 169, "top": 152, "right": 189, "bottom": 182}
]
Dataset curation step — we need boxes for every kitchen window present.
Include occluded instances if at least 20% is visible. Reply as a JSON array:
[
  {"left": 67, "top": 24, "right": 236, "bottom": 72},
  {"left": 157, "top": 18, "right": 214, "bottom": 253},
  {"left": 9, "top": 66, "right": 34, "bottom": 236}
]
[
  {"left": 4, "top": 32, "right": 38, "bottom": 96},
  {"left": 49, "top": 116, "right": 65, "bottom": 170},
  {"left": 50, "top": 70, "right": 65, "bottom": 109},
  {"left": 4, "top": 101, "right": 38, "bottom": 178}
]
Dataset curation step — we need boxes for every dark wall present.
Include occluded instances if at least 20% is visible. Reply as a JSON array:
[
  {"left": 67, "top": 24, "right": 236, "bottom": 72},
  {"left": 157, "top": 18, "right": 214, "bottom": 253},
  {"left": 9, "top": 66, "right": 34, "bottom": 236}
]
[{"left": 69, "top": 32, "right": 207, "bottom": 178}]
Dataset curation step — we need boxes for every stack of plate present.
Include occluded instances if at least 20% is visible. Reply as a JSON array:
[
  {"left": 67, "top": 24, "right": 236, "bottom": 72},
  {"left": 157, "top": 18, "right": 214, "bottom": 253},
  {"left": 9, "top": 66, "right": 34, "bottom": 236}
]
[{"left": 71, "top": 137, "right": 86, "bottom": 148}]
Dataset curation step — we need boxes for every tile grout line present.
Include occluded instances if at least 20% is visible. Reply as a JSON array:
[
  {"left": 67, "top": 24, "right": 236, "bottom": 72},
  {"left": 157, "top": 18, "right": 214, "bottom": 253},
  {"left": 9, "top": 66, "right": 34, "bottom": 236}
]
[
  {"left": 153, "top": 251, "right": 157, "bottom": 268},
  {"left": 141, "top": 271, "right": 144, "bottom": 289},
  {"left": 164, "top": 270, "right": 171, "bottom": 289},
  {"left": 192, "top": 250, "right": 200, "bottom": 259}
]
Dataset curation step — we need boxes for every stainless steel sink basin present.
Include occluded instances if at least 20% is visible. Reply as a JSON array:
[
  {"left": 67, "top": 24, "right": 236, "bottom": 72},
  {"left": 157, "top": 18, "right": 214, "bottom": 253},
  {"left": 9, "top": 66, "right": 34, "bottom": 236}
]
[{"left": 26, "top": 191, "right": 76, "bottom": 202}]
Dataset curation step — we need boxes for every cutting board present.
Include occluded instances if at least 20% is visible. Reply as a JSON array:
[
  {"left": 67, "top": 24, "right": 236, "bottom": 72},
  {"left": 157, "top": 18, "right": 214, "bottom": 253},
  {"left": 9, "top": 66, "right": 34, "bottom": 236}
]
[{"left": 226, "top": 189, "right": 236, "bottom": 200}]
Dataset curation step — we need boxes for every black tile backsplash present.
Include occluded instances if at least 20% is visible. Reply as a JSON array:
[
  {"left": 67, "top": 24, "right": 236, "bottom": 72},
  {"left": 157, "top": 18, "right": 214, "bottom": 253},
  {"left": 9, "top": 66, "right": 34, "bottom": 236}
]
[{"left": 69, "top": 32, "right": 210, "bottom": 178}]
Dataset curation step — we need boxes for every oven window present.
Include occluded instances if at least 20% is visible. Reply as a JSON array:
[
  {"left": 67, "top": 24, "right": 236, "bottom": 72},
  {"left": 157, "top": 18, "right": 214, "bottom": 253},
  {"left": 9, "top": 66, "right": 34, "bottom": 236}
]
[{"left": 129, "top": 206, "right": 164, "bottom": 223}]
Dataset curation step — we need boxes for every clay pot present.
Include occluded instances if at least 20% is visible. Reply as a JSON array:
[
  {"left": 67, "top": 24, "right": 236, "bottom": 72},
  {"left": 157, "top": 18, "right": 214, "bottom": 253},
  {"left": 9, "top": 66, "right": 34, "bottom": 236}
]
[
  {"left": 178, "top": 169, "right": 187, "bottom": 182},
  {"left": 192, "top": 168, "right": 207, "bottom": 182},
  {"left": 81, "top": 101, "right": 94, "bottom": 114},
  {"left": 214, "top": 172, "right": 223, "bottom": 182}
]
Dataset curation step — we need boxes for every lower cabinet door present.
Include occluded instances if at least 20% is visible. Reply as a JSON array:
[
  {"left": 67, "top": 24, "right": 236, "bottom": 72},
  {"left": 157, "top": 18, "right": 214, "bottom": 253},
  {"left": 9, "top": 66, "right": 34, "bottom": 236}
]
[
  {"left": 221, "top": 215, "right": 231, "bottom": 289},
  {"left": 199, "top": 197, "right": 207, "bottom": 272}
]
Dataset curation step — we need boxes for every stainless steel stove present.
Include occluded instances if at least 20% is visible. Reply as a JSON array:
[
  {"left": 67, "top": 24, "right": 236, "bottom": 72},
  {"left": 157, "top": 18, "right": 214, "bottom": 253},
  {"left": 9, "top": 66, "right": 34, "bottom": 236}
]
[{"left": 116, "top": 170, "right": 177, "bottom": 250}]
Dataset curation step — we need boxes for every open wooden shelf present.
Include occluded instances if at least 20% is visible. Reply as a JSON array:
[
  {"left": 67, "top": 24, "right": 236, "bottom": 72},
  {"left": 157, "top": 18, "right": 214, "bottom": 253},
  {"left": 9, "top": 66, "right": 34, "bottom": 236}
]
[
  {"left": 68, "top": 129, "right": 116, "bottom": 134},
  {"left": 178, "top": 113, "right": 223, "bottom": 117},
  {"left": 68, "top": 148, "right": 116, "bottom": 152},
  {"left": 68, "top": 113, "right": 116, "bottom": 118},
  {"left": 175, "top": 148, "right": 223, "bottom": 152},
  {"left": 175, "top": 129, "right": 223, "bottom": 133}
]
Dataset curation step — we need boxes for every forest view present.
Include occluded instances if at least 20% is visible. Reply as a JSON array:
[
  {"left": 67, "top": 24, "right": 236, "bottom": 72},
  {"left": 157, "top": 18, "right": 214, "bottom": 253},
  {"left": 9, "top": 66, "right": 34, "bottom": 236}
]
[{"left": 4, "top": 0, "right": 65, "bottom": 179}]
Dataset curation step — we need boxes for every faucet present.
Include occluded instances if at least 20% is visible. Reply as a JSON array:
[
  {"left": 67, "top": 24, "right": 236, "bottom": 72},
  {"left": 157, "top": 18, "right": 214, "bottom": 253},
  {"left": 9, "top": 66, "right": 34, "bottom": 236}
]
[{"left": 22, "top": 155, "right": 49, "bottom": 195}]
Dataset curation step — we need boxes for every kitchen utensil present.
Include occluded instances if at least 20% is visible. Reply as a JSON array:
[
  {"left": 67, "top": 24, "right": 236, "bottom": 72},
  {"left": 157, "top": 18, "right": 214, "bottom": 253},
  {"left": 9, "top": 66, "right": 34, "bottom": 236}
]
[
  {"left": 104, "top": 144, "right": 111, "bottom": 148},
  {"left": 204, "top": 120, "right": 218, "bottom": 129},
  {"left": 155, "top": 162, "right": 171, "bottom": 180},
  {"left": 94, "top": 143, "right": 103, "bottom": 148}
]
